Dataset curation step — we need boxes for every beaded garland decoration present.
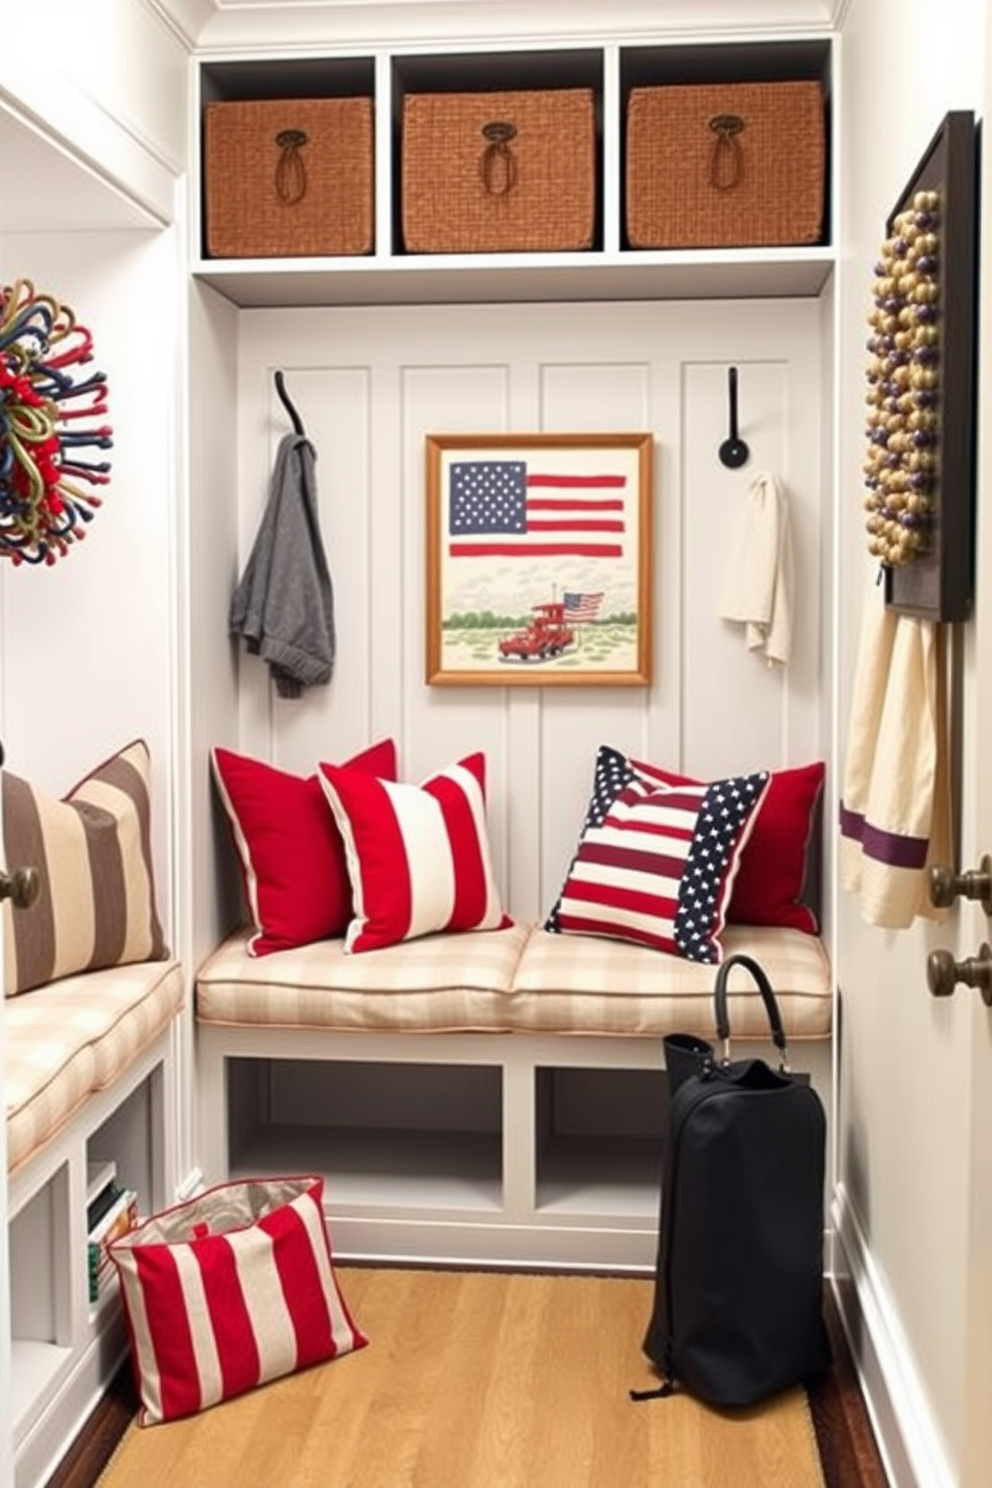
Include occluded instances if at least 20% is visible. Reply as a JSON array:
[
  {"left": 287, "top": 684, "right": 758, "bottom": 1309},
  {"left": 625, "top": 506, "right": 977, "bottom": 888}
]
[
  {"left": 0, "top": 278, "right": 112, "bottom": 566},
  {"left": 864, "top": 189, "right": 941, "bottom": 566}
]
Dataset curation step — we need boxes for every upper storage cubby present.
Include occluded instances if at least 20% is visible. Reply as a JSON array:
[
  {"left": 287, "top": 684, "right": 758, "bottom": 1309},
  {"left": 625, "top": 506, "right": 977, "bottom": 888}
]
[
  {"left": 192, "top": 37, "right": 834, "bottom": 308},
  {"left": 198, "top": 56, "right": 376, "bottom": 262},
  {"left": 620, "top": 40, "right": 832, "bottom": 253},
  {"left": 389, "top": 49, "right": 604, "bottom": 257}
]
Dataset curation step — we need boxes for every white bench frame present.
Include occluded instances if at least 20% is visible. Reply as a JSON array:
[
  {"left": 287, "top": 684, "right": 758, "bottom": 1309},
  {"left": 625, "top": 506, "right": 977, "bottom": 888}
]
[
  {"left": 197, "top": 1021, "right": 832, "bottom": 1272},
  {"left": 8, "top": 1026, "right": 177, "bottom": 1488}
]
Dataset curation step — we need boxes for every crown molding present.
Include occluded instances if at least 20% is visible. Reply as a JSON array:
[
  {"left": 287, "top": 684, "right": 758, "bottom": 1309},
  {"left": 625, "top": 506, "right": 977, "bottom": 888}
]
[{"left": 156, "top": 0, "right": 847, "bottom": 50}]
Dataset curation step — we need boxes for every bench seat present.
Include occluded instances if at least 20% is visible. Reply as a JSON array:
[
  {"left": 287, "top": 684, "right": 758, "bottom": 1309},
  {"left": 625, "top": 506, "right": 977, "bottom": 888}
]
[
  {"left": 4, "top": 958, "right": 185, "bottom": 1176},
  {"left": 194, "top": 923, "right": 831, "bottom": 1041},
  {"left": 193, "top": 924, "right": 831, "bottom": 1269}
]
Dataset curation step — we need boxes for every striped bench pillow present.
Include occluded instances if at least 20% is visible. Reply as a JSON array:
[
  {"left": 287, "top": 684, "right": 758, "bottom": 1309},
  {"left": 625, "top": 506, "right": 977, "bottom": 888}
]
[
  {"left": 109, "top": 1175, "right": 366, "bottom": 1423},
  {"left": 2, "top": 738, "right": 169, "bottom": 996}
]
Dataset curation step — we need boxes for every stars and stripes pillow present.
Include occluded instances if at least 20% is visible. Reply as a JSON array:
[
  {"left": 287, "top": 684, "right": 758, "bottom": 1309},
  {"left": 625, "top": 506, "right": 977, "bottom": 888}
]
[
  {"left": 108, "top": 1175, "right": 366, "bottom": 1424},
  {"left": 546, "top": 745, "right": 769, "bottom": 963},
  {"left": 317, "top": 752, "right": 512, "bottom": 953}
]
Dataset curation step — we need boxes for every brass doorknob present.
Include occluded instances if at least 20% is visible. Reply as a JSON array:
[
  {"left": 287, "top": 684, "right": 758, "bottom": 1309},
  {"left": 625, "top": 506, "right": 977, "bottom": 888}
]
[
  {"left": 929, "top": 856, "right": 992, "bottom": 914},
  {"left": 0, "top": 866, "right": 41, "bottom": 910},
  {"left": 927, "top": 944, "right": 992, "bottom": 1006}
]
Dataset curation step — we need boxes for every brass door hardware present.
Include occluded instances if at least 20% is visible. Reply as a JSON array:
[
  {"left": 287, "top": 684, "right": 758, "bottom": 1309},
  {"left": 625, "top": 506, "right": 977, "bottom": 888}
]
[
  {"left": 928, "top": 856, "right": 992, "bottom": 915},
  {"left": 927, "top": 944, "right": 992, "bottom": 1006},
  {"left": 0, "top": 866, "right": 40, "bottom": 910}
]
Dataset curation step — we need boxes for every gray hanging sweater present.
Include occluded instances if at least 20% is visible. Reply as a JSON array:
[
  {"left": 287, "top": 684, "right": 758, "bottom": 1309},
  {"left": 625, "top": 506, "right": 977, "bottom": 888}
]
[{"left": 229, "top": 433, "right": 336, "bottom": 698}]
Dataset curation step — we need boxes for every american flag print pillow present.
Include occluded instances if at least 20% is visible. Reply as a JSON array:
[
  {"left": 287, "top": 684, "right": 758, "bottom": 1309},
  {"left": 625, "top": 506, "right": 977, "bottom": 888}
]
[
  {"left": 318, "top": 751, "right": 512, "bottom": 952},
  {"left": 108, "top": 1176, "right": 366, "bottom": 1424},
  {"left": 546, "top": 745, "right": 769, "bottom": 962}
]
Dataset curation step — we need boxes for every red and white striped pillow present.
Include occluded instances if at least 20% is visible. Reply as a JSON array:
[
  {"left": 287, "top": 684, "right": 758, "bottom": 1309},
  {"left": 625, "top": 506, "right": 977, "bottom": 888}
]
[
  {"left": 547, "top": 746, "right": 769, "bottom": 963},
  {"left": 108, "top": 1175, "right": 366, "bottom": 1424},
  {"left": 317, "top": 752, "right": 511, "bottom": 952}
]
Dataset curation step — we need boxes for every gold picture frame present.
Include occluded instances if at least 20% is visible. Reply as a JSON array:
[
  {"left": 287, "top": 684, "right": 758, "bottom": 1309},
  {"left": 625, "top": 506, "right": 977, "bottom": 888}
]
[{"left": 426, "top": 432, "right": 653, "bottom": 686}]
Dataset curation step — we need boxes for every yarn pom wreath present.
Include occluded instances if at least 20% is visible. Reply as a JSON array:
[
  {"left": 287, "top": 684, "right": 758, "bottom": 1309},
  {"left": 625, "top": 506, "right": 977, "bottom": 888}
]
[{"left": 0, "top": 278, "right": 112, "bottom": 565}]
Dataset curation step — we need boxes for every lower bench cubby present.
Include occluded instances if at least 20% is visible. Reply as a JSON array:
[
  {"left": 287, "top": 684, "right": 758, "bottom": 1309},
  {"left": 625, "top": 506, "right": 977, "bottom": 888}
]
[
  {"left": 534, "top": 1066, "right": 668, "bottom": 1220},
  {"left": 197, "top": 1030, "right": 699, "bottom": 1271},
  {"left": 226, "top": 1057, "right": 505, "bottom": 1213}
]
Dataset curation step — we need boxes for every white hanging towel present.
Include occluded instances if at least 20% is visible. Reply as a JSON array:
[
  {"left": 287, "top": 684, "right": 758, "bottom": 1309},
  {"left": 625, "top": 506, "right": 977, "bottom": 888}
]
[
  {"left": 839, "top": 576, "right": 951, "bottom": 928},
  {"left": 718, "top": 470, "right": 794, "bottom": 666}
]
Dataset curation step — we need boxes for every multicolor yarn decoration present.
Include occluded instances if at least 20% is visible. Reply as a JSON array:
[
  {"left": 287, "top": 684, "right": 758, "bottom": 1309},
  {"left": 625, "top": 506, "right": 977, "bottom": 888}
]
[{"left": 0, "top": 279, "right": 112, "bottom": 565}]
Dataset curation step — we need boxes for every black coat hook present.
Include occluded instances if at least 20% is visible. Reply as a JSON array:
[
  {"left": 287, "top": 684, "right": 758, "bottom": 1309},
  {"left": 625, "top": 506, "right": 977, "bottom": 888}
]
[
  {"left": 718, "top": 366, "right": 750, "bottom": 469},
  {"left": 274, "top": 370, "right": 306, "bottom": 437}
]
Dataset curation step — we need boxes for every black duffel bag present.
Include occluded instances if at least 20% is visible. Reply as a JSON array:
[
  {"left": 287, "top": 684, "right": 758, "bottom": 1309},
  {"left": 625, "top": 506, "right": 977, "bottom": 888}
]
[{"left": 633, "top": 952, "right": 830, "bottom": 1408}]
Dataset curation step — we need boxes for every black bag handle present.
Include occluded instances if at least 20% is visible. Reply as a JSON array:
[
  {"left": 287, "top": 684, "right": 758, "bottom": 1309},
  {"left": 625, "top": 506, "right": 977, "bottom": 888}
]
[{"left": 713, "top": 953, "right": 789, "bottom": 1068}]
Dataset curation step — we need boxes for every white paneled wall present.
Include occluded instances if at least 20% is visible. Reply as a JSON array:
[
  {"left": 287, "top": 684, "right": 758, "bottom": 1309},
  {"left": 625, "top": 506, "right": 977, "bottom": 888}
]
[
  {"left": 0, "top": 228, "right": 180, "bottom": 934},
  {"left": 214, "top": 296, "right": 825, "bottom": 935}
]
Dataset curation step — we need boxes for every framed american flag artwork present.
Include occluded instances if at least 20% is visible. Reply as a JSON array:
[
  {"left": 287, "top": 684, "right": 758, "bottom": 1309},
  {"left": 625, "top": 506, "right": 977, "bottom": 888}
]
[{"left": 425, "top": 432, "right": 653, "bottom": 686}]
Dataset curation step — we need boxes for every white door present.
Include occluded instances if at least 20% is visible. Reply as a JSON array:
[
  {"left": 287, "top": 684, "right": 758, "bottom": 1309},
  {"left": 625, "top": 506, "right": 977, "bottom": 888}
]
[{"left": 954, "top": 27, "right": 992, "bottom": 1469}]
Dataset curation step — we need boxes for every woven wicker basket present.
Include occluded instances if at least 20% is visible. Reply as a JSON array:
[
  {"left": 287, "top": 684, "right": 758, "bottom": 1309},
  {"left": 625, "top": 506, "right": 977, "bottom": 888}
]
[
  {"left": 203, "top": 97, "right": 373, "bottom": 259},
  {"left": 626, "top": 81, "right": 825, "bottom": 249},
  {"left": 402, "top": 88, "right": 595, "bottom": 254}
]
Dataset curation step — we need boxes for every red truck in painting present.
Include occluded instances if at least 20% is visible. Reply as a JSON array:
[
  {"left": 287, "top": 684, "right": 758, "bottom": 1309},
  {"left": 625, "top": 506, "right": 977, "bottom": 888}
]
[{"left": 498, "top": 601, "right": 575, "bottom": 662}]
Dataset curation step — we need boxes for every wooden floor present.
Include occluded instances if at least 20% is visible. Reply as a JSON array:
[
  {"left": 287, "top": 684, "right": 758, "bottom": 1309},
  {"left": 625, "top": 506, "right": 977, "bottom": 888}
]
[{"left": 43, "top": 1271, "right": 890, "bottom": 1488}]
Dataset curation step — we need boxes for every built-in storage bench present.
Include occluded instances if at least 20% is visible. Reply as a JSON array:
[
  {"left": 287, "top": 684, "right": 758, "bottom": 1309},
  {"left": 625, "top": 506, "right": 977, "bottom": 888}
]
[
  {"left": 4, "top": 959, "right": 183, "bottom": 1488},
  {"left": 195, "top": 923, "right": 831, "bottom": 1272},
  {"left": 190, "top": 26, "right": 836, "bottom": 1276}
]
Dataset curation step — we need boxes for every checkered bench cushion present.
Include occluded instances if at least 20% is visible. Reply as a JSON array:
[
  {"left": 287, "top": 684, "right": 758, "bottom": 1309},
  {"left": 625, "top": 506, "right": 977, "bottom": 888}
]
[
  {"left": 195, "top": 924, "right": 831, "bottom": 1041},
  {"left": 5, "top": 959, "right": 185, "bottom": 1175},
  {"left": 507, "top": 924, "right": 832, "bottom": 1040},
  {"left": 195, "top": 922, "right": 531, "bottom": 1032}
]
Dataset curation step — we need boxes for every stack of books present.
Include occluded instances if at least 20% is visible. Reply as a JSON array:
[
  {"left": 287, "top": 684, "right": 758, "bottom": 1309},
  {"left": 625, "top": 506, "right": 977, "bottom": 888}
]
[{"left": 86, "top": 1160, "right": 138, "bottom": 1303}]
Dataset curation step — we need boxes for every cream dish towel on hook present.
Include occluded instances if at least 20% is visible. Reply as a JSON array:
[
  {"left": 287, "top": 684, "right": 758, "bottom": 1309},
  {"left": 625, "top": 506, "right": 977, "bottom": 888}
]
[
  {"left": 718, "top": 470, "right": 794, "bottom": 666},
  {"left": 839, "top": 576, "right": 951, "bottom": 928}
]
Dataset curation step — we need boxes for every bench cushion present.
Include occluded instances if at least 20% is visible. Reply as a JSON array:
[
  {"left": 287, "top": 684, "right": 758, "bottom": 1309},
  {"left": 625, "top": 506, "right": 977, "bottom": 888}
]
[
  {"left": 195, "top": 922, "right": 531, "bottom": 1032},
  {"left": 508, "top": 924, "right": 831, "bottom": 1040},
  {"left": 195, "top": 923, "right": 830, "bottom": 1041},
  {"left": 5, "top": 958, "right": 184, "bottom": 1175}
]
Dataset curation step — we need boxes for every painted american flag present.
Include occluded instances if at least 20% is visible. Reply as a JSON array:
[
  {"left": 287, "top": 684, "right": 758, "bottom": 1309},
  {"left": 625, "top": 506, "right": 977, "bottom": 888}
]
[
  {"left": 448, "top": 460, "right": 626, "bottom": 559},
  {"left": 547, "top": 745, "right": 768, "bottom": 962},
  {"left": 563, "top": 590, "right": 604, "bottom": 622}
]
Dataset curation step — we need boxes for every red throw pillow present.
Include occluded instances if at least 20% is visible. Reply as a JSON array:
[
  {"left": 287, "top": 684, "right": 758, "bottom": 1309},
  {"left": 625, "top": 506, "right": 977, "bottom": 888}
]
[
  {"left": 211, "top": 739, "right": 397, "bottom": 955},
  {"left": 632, "top": 757, "right": 825, "bottom": 933},
  {"left": 317, "top": 751, "right": 511, "bottom": 953}
]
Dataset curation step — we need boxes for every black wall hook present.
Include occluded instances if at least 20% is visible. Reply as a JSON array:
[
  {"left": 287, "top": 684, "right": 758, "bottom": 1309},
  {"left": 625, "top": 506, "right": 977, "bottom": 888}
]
[
  {"left": 718, "top": 366, "right": 750, "bottom": 469},
  {"left": 274, "top": 370, "right": 305, "bottom": 437}
]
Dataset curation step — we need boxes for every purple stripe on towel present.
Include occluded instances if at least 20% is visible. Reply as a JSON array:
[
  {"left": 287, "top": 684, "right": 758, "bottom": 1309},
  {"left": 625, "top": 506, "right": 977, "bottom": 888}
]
[{"left": 838, "top": 802, "right": 929, "bottom": 870}]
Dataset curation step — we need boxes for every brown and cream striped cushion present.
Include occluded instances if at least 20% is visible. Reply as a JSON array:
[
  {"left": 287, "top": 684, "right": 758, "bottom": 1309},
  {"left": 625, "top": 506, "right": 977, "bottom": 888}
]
[{"left": 3, "top": 739, "right": 169, "bottom": 996}]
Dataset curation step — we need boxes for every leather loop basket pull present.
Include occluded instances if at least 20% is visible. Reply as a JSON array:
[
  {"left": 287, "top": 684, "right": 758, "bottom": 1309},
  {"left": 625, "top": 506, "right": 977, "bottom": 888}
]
[
  {"left": 274, "top": 127, "right": 309, "bottom": 206},
  {"left": 708, "top": 113, "right": 744, "bottom": 191},
  {"left": 480, "top": 121, "right": 518, "bottom": 196}
]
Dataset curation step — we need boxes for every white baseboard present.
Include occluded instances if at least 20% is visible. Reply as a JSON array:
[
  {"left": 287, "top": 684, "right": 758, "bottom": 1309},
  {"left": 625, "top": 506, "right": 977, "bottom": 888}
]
[{"left": 831, "top": 1183, "right": 956, "bottom": 1488}]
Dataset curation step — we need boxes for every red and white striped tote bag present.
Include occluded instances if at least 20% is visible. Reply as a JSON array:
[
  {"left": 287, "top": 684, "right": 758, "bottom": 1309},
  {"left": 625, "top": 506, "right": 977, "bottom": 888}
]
[{"left": 108, "top": 1175, "right": 366, "bottom": 1423}]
